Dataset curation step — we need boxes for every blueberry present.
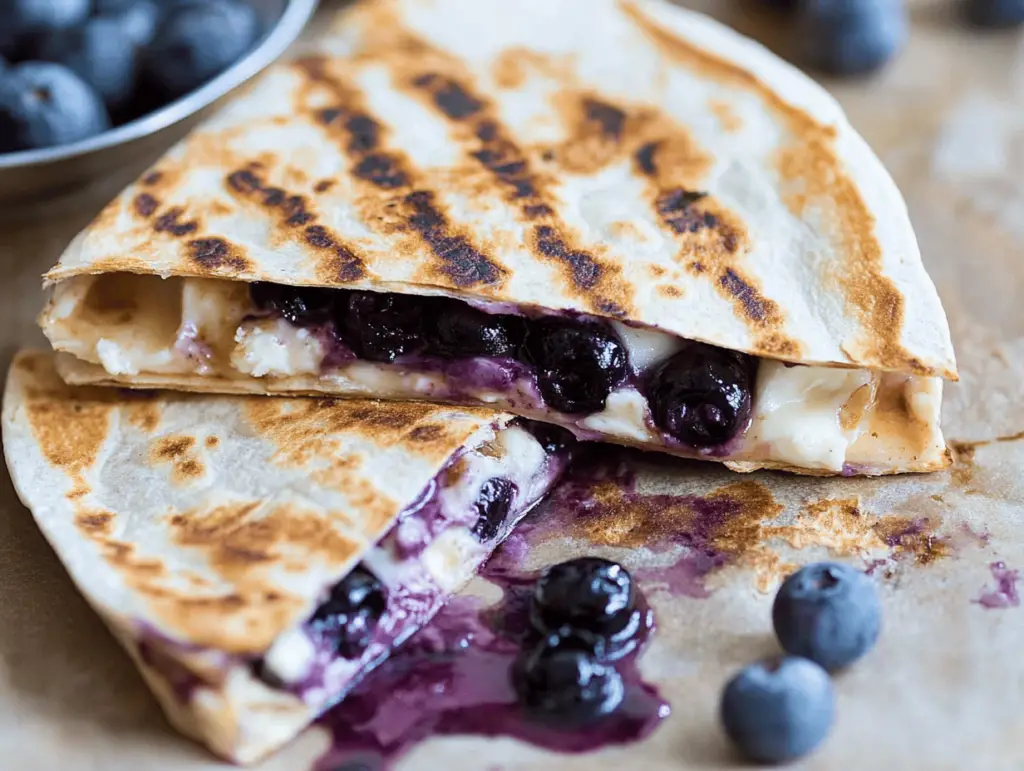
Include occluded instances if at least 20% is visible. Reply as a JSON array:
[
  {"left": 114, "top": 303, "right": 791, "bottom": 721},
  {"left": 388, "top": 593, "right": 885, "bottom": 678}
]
[
  {"left": 801, "top": 0, "right": 908, "bottom": 76},
  {"left": 530, "top": 558, "right": 640, "bottom": 655},
  {"left": 520, "top": 419, "right": 577, "bottom": 456},
  {"left": 142, "top": 0, "right": 259, "bottom": 100},
  {"left": 36, "top": 18, "right": 140, "bottom": 113},
  {"left": 250, "top": 282, "right": 336, "bottom": 326},
  {"left": 0, "top": 62, "right": 110, "bottom": 153},
  {"left": 720, "top": 656, "right": 834, "bottom": 764},
  {"left": 308, "top": 566, "right": 387, "bottom": 659},
  {"left": 772, "top": 561, "right": 881, "bottom": 671},
  {"left": 524, "top": 318, "right": 627, "bottom": 414},
  {"left": 512, "top": 637, "right": 625, "bottom": 726},
  {"left": 340, "top": 291, "right": 431, "bottom": 362},
  {"left": 470, "top": 477, "right": 517, "bottom": 542},
  {"left": 95, "top": 0, "right": 162, "bottom": 47},
  {"left": 964, "top": 0, "right": 1024, "bottom": 27},
  {"left": 647, "top": 344, "right": 754, "bottom": 448},
  {"left": 430, "top": 302, "right": 523, "bottom": 359},
  {"left": 2, "top": 0, "right": 90, "bottom": 33}
]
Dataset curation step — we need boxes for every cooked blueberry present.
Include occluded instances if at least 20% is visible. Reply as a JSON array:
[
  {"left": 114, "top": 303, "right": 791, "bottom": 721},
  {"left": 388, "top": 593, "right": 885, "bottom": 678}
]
[
  {"left": 772, "top": 561, "right": 881, "bottom": 671},
  {"left": 308, "top": 566, "right": 387, "bottom": 659},
  {"left": 470, "top": 477, "right": 517, "bottom": 542},
  {"left": 531, "top": 558, "right": 635, "bottom": 640},
  {"left": 520, "top": 420, "right": 577, "bottom": 456},
  {"left": 720, "top": 656, "right": 834, "bottom": 764},
  {"left": 340, "top": 291, "right": 431, "bottom": 362},
  {"left": 524, "top": 318, "right": 627, "bottom": 414},
  {"left": 801, "top": 0, "right": 907, "bottom": 76},
  {"left": 0, "top": 62, "right": 110, "bottom": 153},
  {"left": 512, "top": 637, "right": 625, "bottom": 726},
  {"left": 250, "top": 282, "right": 336, "bottom": 325},
  {"left": 142, "top": 0, "right": 259, "bottom": 100},
  {"left": 36, "top": 18, "right": 140, "bottom": 112},
  {"left": 95, "top": 0, "right": 162, "bottom": 47},
  {"left": 430, "top": 302, "right": 523, "bottom": 359},
  {"left": 647, "top": 344, "right": 753, "bottom": 448},
  {"left": 964, "top": 0, "right": 1024, "bottom": 26}
]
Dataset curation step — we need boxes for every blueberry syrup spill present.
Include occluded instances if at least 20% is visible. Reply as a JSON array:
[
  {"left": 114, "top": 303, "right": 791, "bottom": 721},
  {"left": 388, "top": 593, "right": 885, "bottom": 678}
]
[
  {"left": 974, "top": 562, "right": 1020, "bottom": 609},
  {"left": 312, "top": 552, "right": 667, "bottom": 771}
]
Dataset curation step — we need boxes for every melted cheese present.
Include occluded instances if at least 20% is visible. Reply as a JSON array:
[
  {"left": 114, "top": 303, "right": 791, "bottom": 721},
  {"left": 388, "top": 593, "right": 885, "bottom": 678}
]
[
  {"left": 231, "top": 319, "right": 324, "bottom": 378},
  {"left": 610, "top": 320, "right": 686, "bottom": 372}
]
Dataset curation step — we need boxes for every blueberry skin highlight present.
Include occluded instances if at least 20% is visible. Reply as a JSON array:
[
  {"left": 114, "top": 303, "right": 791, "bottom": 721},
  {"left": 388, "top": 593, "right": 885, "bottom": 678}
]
[
  {"left": 720, "top": 656, "right": 834, "bottom": 764},
  {"left": 772, "top": 561, "right": 881, "bottom": 671},
  {"left": 801, "top": 0, "right": 908, "bottom": 76},
  {"left": 964, "top": 0, "right": 1024, "bottom": 27}
]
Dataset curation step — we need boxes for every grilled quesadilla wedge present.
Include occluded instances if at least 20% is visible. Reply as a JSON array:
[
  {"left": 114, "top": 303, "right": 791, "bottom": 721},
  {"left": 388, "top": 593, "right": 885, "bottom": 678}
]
[
  {"left": 2, "top": 351, "right": 571, "bottom": 764},
  {"left": 40, "top": 0, "right": 956, "bottom": 475}
]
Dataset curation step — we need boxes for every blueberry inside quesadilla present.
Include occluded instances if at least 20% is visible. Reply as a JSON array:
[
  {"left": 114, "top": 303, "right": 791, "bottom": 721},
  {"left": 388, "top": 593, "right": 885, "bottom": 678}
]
[
  {"left": 2, "top": 351, "right": 571, "bottom": 764},
  {"left": 39, "top": 0, "right": 956, "bottom": 475}
]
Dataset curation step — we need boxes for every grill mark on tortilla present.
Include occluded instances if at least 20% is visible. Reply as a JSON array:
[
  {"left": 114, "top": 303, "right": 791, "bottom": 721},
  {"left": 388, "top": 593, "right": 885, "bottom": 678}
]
[
  {"left": 133, "top": 193, "right": 159, "bottom": 218},
  {"left": 142, "top": 171, "right": 162, "bottom": 186},
  {"left": 187, "top": 238, "right": 251, "bottom": 274},
  {"left": 150, "top": 434, "right": 207, "bottom": 483},
  {"left": 224, "top": 164, "right": 366, "bottom": 283},
  {"left": 634, "top": 139, "right": 798, "bottom": 357},
  {"left": 403, "top": 66, "right": 633, "bottom": 315},
  {"left": 621, "top": 0, "right": 925, "bottom": 374},
  {"left": 294, "top": 57, "right": 506, "bottom": 290},
  {"left": 153, "top": 207, "right": 198, "bottom": 237}
]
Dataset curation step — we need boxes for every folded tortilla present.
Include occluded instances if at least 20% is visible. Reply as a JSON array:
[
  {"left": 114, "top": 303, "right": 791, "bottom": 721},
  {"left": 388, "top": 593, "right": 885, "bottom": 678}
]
[
  {"left": 2, "top": 351, "right": 570, "bottom": 764},
  {"left": 39, "top": 0, "right": 956, "bottom": 476}
]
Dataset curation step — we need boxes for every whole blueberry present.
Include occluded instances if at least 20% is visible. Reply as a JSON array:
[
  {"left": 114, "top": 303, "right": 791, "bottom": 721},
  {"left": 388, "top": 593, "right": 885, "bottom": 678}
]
[
  {"left": 0, "top": 62, "right": 110, "bottom": 153},
  {"left": 250, "top": 282, "right": 336, "bottom": 326},
  {"left": 720, "top": 656, "right": 834, "bottom": 764},
  {"left": 36, "top": 18, "right": 140, "bottom": 113},
  {"left": 95, "top": 0, "right": 162, "bottom": 47},
  {"left": 524, "top": 318, "right": 628, "bottom": 414},
  {"left": 2, "top": 0, "right": 90, "bottom": 33},
  {"left": 470, "top": 477, "right": 517, "bottom": 542},
  {"left": 512, "top": 637, "right": 625, "bottom": 726},
  {"left": 142, "top": 0, "right": 259, "bottom": 100},
  {"left": 801, "top": 0, "right": 908, "bottom": 76},
  {"left": 339, "top": 291, "right": 431, "bottom": 362},
  {"left": 530, "top": 558, "right": 644, "bottom": 660},
  {"left": 308, "top": 566, "right": 387, "bottom": 659},
  {"left": 647, "top": 344, "right": 754, "bottom": 448},
  {"left": 964, "top": 0, "right": 1024, "bottom": 27},
  {"left": 772, "top": 561, "right": 881, "bottom": 671},
  {"left": 430, "top": 302, "right": 524, "bottom": 359}
]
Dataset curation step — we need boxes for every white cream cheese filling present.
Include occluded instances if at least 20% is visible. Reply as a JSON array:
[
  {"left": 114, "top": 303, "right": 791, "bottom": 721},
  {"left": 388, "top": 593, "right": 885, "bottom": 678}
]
[
  {"left": 260, "top": 425, "right": 551, "bottom": 685},
  {"left": 43, "top": 274, "right": 945, "bottom": 471}
]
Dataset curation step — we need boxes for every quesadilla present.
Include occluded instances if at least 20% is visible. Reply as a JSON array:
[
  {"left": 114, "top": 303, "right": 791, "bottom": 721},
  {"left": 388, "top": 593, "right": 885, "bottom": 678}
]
[
  {"left": 1, "top": 351, "right": 571, "bottom": 764},
  {"left": 38, "top": 0, "right": 956, "bottom": 475}
]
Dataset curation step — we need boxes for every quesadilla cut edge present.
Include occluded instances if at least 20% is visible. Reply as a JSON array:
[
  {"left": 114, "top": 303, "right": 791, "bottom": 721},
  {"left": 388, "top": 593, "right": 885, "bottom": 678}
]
[{"left": 2, "top": 351, "right": 571, "bottom": 763}]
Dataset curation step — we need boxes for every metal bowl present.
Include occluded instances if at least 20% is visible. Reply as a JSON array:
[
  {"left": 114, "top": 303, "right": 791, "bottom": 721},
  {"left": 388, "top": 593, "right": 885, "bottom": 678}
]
[{"left": 0, "top": 0, "right": 319, "bottom": 207}]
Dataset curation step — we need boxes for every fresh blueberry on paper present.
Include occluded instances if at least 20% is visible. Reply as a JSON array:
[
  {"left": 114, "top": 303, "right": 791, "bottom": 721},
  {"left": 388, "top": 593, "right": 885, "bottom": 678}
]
[
  {"left": 801, "top": 0, "right": 908, "bottom": 76},
  {"left": 36, "top": 17, "right": 140, "bottom": 112},
  {"left": 964, "top": 0, "right": 1024, "bottom": 27},
  {"left": 720, "top": 655, "right": 834, "bottom": 764},
  {"left": 142, "top": 0, "right": 259, "bottom": 100},
  {"left": 773, "top": 561, "right": 881, "bottom": 671},
  {"left": 512, "top": 636, "right": 625, "bottom": 726},
  {"left": 0, "top": 62, "right": 110, "bottom": 153}
]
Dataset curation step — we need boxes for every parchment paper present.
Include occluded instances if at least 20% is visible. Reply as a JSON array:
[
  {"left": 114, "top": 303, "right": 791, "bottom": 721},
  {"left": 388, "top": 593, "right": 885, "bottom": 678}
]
[{"left": 2, "top": 1, "right": 1023, "bottom": 768}]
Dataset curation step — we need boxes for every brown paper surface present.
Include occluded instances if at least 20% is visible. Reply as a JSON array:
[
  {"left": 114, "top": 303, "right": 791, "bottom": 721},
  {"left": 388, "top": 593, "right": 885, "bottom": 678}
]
[{"left": 2, "top": 1, "right": 1023, "bottom": 768}]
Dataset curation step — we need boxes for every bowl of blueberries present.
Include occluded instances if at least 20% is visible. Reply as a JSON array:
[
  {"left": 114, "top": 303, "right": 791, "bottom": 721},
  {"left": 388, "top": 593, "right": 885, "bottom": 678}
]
[{"left": 0, "top": 0, "right": 319, "bottom": 204}]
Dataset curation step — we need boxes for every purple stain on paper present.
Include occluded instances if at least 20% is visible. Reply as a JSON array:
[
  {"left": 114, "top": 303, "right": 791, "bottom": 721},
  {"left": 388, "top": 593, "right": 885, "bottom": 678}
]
[{"left": 974, "top": 562, "right": 1020, "bottom": 609}]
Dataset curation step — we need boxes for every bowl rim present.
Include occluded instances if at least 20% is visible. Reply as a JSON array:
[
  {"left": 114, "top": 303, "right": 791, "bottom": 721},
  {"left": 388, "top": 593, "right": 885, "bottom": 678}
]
[{"left": 0, "top": 0, "right": 320, "bottom": 171}]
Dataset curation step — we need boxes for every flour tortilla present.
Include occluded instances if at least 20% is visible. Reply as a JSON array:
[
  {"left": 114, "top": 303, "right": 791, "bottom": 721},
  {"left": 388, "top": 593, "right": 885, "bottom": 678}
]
[
  {"left": 0, "top": 350, "right": 533, "bottom": 764},
  {"left": 37, "top": 0, "right": 956, "bottom": 475}
]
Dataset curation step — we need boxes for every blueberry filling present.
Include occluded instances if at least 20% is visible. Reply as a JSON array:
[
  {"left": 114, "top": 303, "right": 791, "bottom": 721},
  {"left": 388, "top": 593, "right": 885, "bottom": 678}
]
[
  {"left": 307, "top": 566, "right": 388, "bottom": 659},
  {"left": 470, "top": 477, "right": 518, "bottom": 542},
  {"left": 647, "top": 344, "right": 754, "bottom": 447},
  {"left": 245, "top": 284, "right": 757, "bottom": 448},
  {"left": 523, "top": 317, "right": 628, "bottom": 414}
]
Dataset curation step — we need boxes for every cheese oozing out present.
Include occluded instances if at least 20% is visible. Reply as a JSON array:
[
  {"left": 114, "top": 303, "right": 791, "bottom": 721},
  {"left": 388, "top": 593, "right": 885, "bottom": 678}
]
[{"left": 42, "top": 274, "right": 945, "bottom": 472}]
